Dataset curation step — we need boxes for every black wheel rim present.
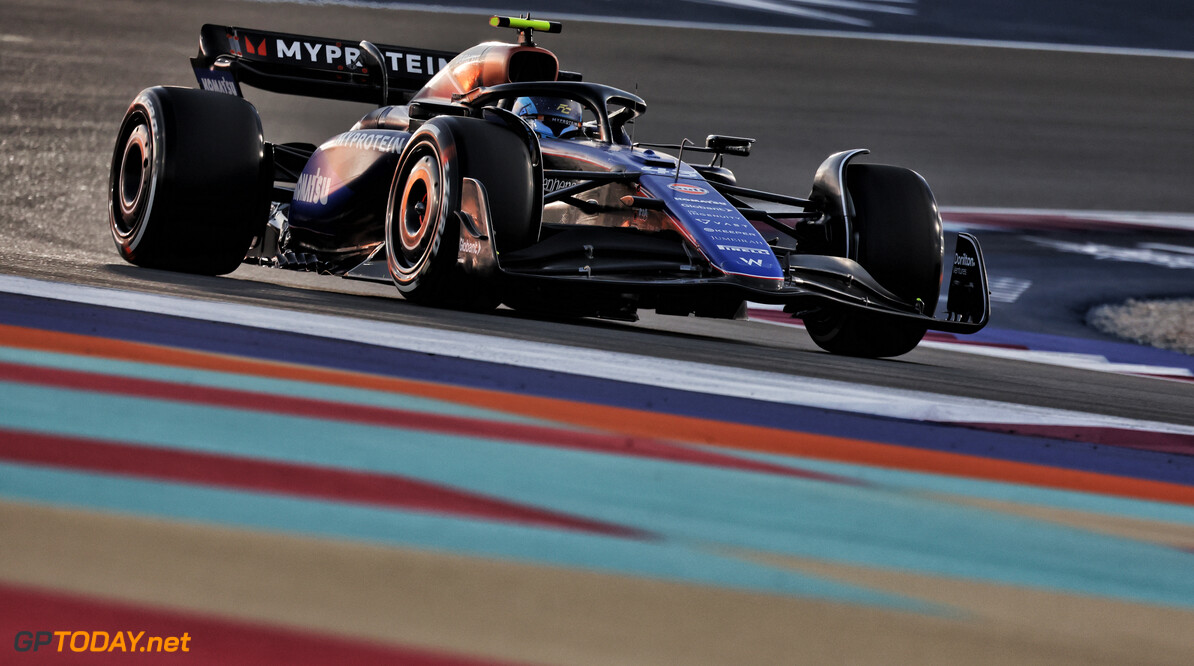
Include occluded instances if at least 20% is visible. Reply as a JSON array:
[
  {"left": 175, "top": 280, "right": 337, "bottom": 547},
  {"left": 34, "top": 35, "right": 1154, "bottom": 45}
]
[
  {"left": 112, "top": 114, "right": 152, "bottom": 238},
  {"left": 392, "top": 149, "right": 442, "bottom": 274}
]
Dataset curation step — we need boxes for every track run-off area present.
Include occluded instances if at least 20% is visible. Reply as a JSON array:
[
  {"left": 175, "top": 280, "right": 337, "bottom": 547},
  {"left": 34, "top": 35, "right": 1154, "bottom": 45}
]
[
  {"left": 3, "top": 0, "right": 1194, "bottom": 663},
  {"left": 3, "top": 274, "right": 1194, "bottom": 664}
]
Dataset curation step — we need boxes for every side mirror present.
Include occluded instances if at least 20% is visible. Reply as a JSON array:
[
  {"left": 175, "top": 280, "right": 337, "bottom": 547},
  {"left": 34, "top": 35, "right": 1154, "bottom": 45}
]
[{"left": 705, "top": 135, "right": 754, "bottom": 157}]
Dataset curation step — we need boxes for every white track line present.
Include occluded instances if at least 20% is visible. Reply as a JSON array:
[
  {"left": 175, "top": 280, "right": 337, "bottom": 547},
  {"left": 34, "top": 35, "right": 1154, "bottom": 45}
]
[
  {"left": 4, "top": 274, "right": 1193, "bottom": 436},
  {"left": 916, "top": 341, "right": 1194, "bottom": 379},
  {"left": 746, "top": 309, "right": 1194, "bottom": 380}
]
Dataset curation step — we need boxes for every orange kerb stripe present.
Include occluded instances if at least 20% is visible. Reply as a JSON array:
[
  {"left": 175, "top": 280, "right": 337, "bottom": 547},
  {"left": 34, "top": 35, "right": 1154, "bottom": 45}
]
[{"left": 3, "top": 322, "right": 1192, "bottom": 505}]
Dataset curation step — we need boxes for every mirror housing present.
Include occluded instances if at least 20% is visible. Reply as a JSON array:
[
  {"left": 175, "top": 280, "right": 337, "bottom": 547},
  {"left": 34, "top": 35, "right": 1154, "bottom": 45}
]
[{"left": 705, "top": 135, "right": 754, "bottom": 157}]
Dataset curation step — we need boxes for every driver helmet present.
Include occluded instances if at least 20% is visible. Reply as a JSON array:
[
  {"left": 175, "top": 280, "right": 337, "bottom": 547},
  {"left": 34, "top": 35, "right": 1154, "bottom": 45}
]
[{"left": 512, "top": 96, "right": 583, "bottom": 139}]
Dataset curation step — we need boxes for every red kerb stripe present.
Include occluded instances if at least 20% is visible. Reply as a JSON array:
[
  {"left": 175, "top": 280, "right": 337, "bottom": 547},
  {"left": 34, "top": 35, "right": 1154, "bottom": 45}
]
[{"left": 0, "top": 428, "right": 649, "bottom": 539}]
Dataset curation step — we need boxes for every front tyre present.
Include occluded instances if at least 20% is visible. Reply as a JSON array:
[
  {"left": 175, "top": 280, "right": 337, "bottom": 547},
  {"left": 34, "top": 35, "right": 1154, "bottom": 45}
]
[
  {"left": 109, "top": 86, "right": 269, "bottom": 275},
  {"left": 385, "top": 123, "right": 463, "bottom": 304},
  {"left": 806, "top": 164, "right": 943, "bottom": 358},
  {"left": 385, "top": 116, "right": 537, "bottom": 310}
]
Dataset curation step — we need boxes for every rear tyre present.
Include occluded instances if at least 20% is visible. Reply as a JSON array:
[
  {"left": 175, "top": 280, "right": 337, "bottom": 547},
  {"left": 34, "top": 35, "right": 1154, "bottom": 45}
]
[
  {"left": 109, "top": 87, "right": 269, "bottom": 275},
  {"left": 805, "top": 164, "right": 943, "bottom": 358},
  {"left": 385, "top": 116, "right": 536, "bottom": 310}
]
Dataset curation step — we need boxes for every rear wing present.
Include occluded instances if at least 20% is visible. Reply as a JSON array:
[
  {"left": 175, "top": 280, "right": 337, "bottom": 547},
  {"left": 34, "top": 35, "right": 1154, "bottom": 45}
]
[{"left": 191, "top": 24, "right": 457, "bottom": 105}]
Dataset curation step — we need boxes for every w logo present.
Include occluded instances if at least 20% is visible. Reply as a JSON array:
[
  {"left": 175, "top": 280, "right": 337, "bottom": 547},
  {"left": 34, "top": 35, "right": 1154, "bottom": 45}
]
[{"left": 739, "top": 258, "right": 764, "bottom": 267}]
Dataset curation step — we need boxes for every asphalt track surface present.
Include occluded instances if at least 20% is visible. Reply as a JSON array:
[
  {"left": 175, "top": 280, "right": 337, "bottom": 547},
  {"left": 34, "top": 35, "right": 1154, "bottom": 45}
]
[
  {"left": 2, "top": 0, "right": 1194, "bottom": 663},
  {"left": 353, "top": 0, "right": 1194, "bottom": 54}
]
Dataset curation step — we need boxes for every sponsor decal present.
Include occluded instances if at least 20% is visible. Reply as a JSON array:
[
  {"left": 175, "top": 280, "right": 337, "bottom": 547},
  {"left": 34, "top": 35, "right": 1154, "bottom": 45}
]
[
  {"left": 716, "top": 244, "right": 771, "bottom": 255},
  {"left": 274, "top": 39, "right": 361, "bottom": 70},
  {"left": 271, "top": 37, "right": 448, "bottom": 75},
  {"left": 459, "top": 237, "right": 482, "bottom": 255},
  {"left": 194, "top": 71, "right": 239, "bottom": 96},
  {"left": 675, "top": 201, "right": 734, "bottom": 215},
  {"left": 321, "top": 131, "right": 407, "bottom": 154},
  {"left": 383, "top": 51, "right": 451, "bottom": 75},
  {"left": 667, "top": 183, "right": 708, "bottom": 196},
  {"left": 954, "top": 253, "right": 977, "bottom": 268},
  {"left": 698, "top": 218, "right": 753, "bottom": 228},
  {"left": 294, "top": 167, "right": 332, "bottom": 206},
  {"left": 704, "top": 227, "right": 762, "bottom": 237},
  {"left": 543, "top": 177, "right": 579, "bottom": 194},
  {"left": 709, "top": 237, "right": 769, "bottom": 248},
  {"left": 675, "top": 195, "right": 731, "bottom": 207}
]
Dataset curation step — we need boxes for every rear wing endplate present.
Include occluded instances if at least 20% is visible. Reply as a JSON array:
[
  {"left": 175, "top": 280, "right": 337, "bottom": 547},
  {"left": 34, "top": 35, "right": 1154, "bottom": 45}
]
[{"left": 191, "top": 24, "right": 457, "bottom": 105}]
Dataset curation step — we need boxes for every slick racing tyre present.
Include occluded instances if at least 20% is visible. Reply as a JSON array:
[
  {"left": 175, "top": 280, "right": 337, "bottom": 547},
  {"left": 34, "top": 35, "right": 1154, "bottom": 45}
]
[
  {"left": 109, "top": 86, "right": 270, "bottom": 275},
  {"left": 805, "top": 164, "right": 944, "bottom": 358},
  {"left": 385, "top": 115, "right": 537, "bottom": 309}
]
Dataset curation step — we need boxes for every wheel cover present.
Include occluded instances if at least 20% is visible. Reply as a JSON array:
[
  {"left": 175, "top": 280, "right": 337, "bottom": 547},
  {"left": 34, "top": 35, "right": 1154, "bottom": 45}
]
[
  {"left": 388, "top": 144, "right": 447, "bottom": 283},
  {"left": 400, "top": 155, "right": 440, "bottom": 254},
  {"left": 112, "top": 115, "right": 153, "bottom": 238}
]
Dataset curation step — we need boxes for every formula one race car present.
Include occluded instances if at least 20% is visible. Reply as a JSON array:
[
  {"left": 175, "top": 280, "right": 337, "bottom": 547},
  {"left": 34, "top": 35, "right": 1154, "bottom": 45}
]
[{"left": 108, "top": 16, "right": 989, "bottom": 357}]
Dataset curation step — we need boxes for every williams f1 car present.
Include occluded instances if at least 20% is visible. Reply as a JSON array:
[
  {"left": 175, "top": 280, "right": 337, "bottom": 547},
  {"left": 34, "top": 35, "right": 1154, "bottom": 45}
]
[{"left": 108, "top": 16, "right": 989, "bottom": 357}]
